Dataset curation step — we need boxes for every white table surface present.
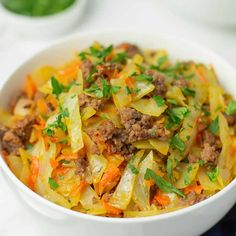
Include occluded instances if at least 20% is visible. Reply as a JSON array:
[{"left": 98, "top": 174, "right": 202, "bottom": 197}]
[{"left": 0, "top": 0, "right": 236, "bottom": 235}]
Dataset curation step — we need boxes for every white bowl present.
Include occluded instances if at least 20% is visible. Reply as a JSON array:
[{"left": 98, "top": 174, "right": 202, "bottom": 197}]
[
  {"left": 165, "top": 0, "right": 236, "bottom": 27},
  {"left": 0, "top": 31, "right": 235, "bottom": 236},
  {"left": 0, "top": 0, "right": 87, "bottom": 37}
]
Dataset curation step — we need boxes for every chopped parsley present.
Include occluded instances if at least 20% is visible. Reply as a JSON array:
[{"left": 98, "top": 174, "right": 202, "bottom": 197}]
[
  {"left": 51, "top": 76, "right": 65, "bottom": 97},
  {"left": 89, "top": 45, "right": 113, "bottom": 61},
  {"left": 170, "top": 134, "right": 186, "bottom": 152},
  {"left": 144, "top": 168, "right": 185, "bottom": 197},
  {"left": 128, "top": 162, "right": 139, "bottom": 175},
  {"left": 125, "top": 86, "right": 140, "bottom": 95},
  {"left": 135, "top": 74, "right": 153, "bottom": 83},
  {"left": 85, "top": 79, "right": 120, "bottom": 99},
  {"left": 44, "top": 106, "right": 69, "bottom": 136},
  {"left": 157, "top": 55, "right": 168, "bottom": 67},
  {"left": 209, "top": 116, "right": 219, "bottom": 135},
  {"left": 207, "top": 167, "right": 219, "bottom": 182},
  {"left": 225, "top": 101, "right": 236, "bottom": 115},
  {"left": 153, "top": 95, "right": 165, "bottom": 107},
  {"left": 182, "top": 88, "right": 196, "bottom": 97},
  {"left": 184, "top": 173, "right": 191, "bottom": 186},
  {"left": 168, "top": 107, "right": 189, "bottom": 124},
  {"left": 167, "top": 98, "right": 177, "bottom": 105},
  {"left": 78, "top": 51, "right": 89, "bottom": 61},
  {"left": 198, "top": 160, "right": 205, "bottom": 166},
  {"left": 112, "top": 52, "right": 127, "bottom": 63},
  {"left": 48, "top": 177, "right": 59, "bottom": 190}
]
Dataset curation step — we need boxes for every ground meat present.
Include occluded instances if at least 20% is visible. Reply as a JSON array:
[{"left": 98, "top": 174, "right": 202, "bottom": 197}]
[
  {"left": 200, "top": 143, "right": 219, "bottom": 165},
  {"left": 116, "top": 43, "right": 141, "bottom": 58},
  {"left": 95, "top": 62, "right": 121, "bottom": 79},
  {"left": 186, "top": 192, "right": 208, "bottom": 205},
  {"left": 224, "top": 113, "right": 236, "bottom": 126},
  {"left": 146, "top": 70, "right": 167, "bottom": 97},
  {"left": 87, "top": 120, "right": 135, "bottom": 158},
  {"left": 75, "top": 157, "right": 88, "bottom": 176},
  {"left": 1, "top": 130, "right": 24, "bottom": 154},
  {"left": 172, "top": 77, "right": 188, "bottom": 88},
  {"left": 196, "top": 117, "right": 208, "bottom": 132},
  {"left": 188, "top": 154, "right": 199, "bottom": 163},
  {"left": 119, "top": 107, "right": 170, "bottom": 142},
  {"left": 0, "top": 124, "right": 8, "bottom": 139},
  {"left": 79, "top": 93, "right": 104, "bottom": 111},
  {"left": 14, "top": 115, "right": 35, "bottom": 143},
  {"left": 80, "top": 59, "right": 94, "bottom": 88}
]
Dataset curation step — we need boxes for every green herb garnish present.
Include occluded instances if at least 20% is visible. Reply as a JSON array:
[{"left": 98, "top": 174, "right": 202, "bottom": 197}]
[
  {"left": 89, "top": 45, "right": 113, "bottom": 61},
  {"left": 207, "top": 167, "right": 219, "bottom": 182},
  {"left": 48, "top": 177, "right": 59, "bottom": 190},
  {"left": 135, "top": 74, "right": 153, "bottom": 83},
  {"left": 225, "top": 101, "right": 236, "bottom": 115},
  {"left": 170, "top": 134, "right": 186, "bottom": 152},
  {"left": 144, "top": 168, "right": 185, "bottom": 197},
  {"left": 128, "top": 163, "right": 139, "bottom": 175},
  {"left": 112, "top": 52, "right": 127, "bottom": 63},
  {"left": 167, "top": 159, "right": 173, "bottom": 181},
  {"left": 153, "top": 95, "right": 165, "bottom": 107},
  {"left": 209, "top": 116, "right": 219, "bottom": 135},
  {"left": 51, "top": 76, "right": 65, "bottom": 97},
  {"left": 182, "top": 88, "right": 196, "bottom": 97},
  {"left": 198, "top": 159, "right": 205, "bottom": 166}
]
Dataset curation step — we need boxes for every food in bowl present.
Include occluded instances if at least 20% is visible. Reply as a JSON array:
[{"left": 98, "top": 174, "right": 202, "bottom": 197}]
[{"left": 0, "top": 42, "right": 235, "bottom": 218}]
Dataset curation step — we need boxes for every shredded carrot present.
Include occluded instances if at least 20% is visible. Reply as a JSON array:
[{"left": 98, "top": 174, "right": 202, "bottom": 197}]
[
  {"left": 71, "top": 181, "right": 89, "bottom": 197},
  {"left": 154, "top": 191, "right": 170, "bottom": 206},
  {"left": 29, "top": 156, "right": 39, "bottom": 190},
  {"left": 56, "top": 152, "right": 78, "bottom": 162},
  {"left": 50, "top": 159, "right": 59, "bottom": 169},
  {"left": 25, "top": 75, "right": 36, "bottom": 99},
  {"left": 37, "top": 98, "right": 48, "bottom": 114},
  {"left": 58, "top": 60, "right": 81, "bottom": 80},
  {"left": 98, "top": 165, "right": 120, "bottom": 195},
  {"left": 231, "top": 136, "right": 236, "bottom": 152},
  {"left": 145, "top": 179, "right": 155, "bottom": 187},
  {"left": 124, "top": 77, "right": 135, "bottom": 89},
  {"left": 102, "top": 194, "right": 122, "bottom": 216},
  {"left": 55, "top": 166, "right": 70, "bottom": 176},
  {"left": 184, "top": 184, "right": 203, "bottom": 195},
  {"left": 194, "top": 66, "right": 208, "bottom": 84}
]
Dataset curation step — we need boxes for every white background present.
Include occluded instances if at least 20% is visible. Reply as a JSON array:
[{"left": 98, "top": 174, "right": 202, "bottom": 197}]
[{"left": 0, "top": 0, "right": 236, "bottom": 235}]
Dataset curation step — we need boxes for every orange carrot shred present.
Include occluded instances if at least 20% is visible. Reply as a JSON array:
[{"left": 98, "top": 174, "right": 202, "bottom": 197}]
[
  {"left": 50, "top": 159, "right": 59, "bottom": 169},
  {"left": 184, "top": 184, "right": 203, "bottom": 195},
  {"left": 29, "top": 156, "right": 39, "bottom": 190},
  {"left": 124, "top": 77, "right": 135, "bottom": 89},
  {"left": 37, "top": 98, "right": 48, "bottom": 114},
  {"left": 154, "top": 191, "right": 170, "bottom": 206},
  {"left": 25, "top": 75, "right": 36, "bottom": 99},
  {"left": 71, "top": 181, "right": 89, "bottom": 197},
  {"left": 102, "top": 194, "right": 122, "bottom": 216}
]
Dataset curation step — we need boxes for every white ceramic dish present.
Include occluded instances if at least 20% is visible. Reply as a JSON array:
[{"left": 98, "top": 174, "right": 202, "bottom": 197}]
[
  {"left": 165, "top": 0, "right": 236, "bottom": 27},
  {"left": 0, "top": 0, "right": 87, "bottom": 37},
  {"left": 0, "top": 31, "right": 235, "bottom": 236}
]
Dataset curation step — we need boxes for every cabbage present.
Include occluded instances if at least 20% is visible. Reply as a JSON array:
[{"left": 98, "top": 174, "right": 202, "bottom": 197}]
[
  {"left": 81, "top": 107, "right": 97, "bottom": 121},
  {"left": 13, "top": 98, "right": 33, "bottom": 116},
  {"left": 149, "top": 139, "right": 169, "bottom": 155},
  {"left": 133, "top": 140, "right": 153, "bottom": 149},
  {"left": 132, "top": 151, "right": 153, "bottom": 210},
  {"left": 218, "top": 113, "right": 233, "bottom": 184},
  {"left": 174, "top": 163, "right": 199, "bottom": 189},
  {"left": 19, "top": 149, "right": 31, "bottom": 186},
  {"left": 132, "top": 81, "right": 155, "bottom": 101},
  {"left": 60, "top": 92, "right": 84, "bottom": 152},
  {"left": 130, "top": 98, "right": 167, "bottom": 117},
  {"left": 109, "top": 150, "right": 144, "bottom": 210},
  {"left": 80, "top": 186, "right": 106, "bottom": 215},
  {"left": 83, "top": 132, "right": 107, "bottom": 184},
  {"left": 167, "top": 87, "right": 186, "bottom": 106}
]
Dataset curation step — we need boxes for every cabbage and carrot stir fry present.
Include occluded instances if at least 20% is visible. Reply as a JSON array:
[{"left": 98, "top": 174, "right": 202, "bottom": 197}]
[{"left": 0, "top": 42, "right": 236, "bottom": 218}]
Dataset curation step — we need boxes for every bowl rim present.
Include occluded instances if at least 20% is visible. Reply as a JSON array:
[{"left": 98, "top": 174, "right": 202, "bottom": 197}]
[
  {"left": 0, "top": 0, "right": 86, "bottom": 22},
  {"left": 0, "top": 29, "right": 235, "bottom": 224}
]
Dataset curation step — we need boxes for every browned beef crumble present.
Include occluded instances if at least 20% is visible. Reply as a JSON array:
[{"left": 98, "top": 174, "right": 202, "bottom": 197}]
[
  {"left": 224, "top": 113, "right": 236, "bottom": 126},
  {"left": 75, "top": 157, "right": 88, "bottom": 176},
  {"left": 79, "top": 93, "right": 104, "bottom": 111},
  {"left": 116, "top": 43, "right": 141, "bottom": 58},
  {"left": 95, "top": 62, "right": 121, "bottom": 79},
  {"left": 0, "top": 116, "right": 35, "bottom": 155},
  {"left": 172, "top": 77, "right": 188, "bottom": 88},
  {"left": 185, "top": 192, "right": 207, "bottom": 205},
  {"left": 80, "top": 59, "right": 94, "bottom": 88},
  {"left": 119, "top": 107, "right": 170, "bottom": 142},
  {"left": 145, "top": 70, "right": 167, "bottom": 97}
]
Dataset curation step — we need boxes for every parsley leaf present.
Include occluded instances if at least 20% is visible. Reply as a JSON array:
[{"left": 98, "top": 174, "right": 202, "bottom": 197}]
[
  {"left": 209, "top": 116, "right": 219, "bottom": 135},
  {"left": 135, "top": 74, "right": 153, "bottom": 83},
  {"left": 225, "top": 101, "right": 236, "bottom": 115},
  {"left": 144, "top": 168, "right": 185, "bottom": 197},
  {"left": 168, "top": 107, "right": 189, "bottom": 124},
  {"left": 78, "top": 51, "right": 89, "bottom": 61},
  {"left": 157, "top": 55, "right": 168, "bottom": 67},
  {"left": 207, "top": 167, "right": 219, "bottom": 182},
  {"left": 48, "top": 177, "right": 59, "bottom": 190},
  {"left": 182, "top": 88, "right": 196, "bottom": 97},
  {"left": 170, "top": 134, "right": 186, "bottom": 152},
  {"left": 112, "top": 52, "right": 127, "bottom": 63},
  {"left": 153, "top": 95, "right": 165, "bottom": 107},
  {"left": 128, "top": 162, "right": 139, "bottom": 175},
  {"left": 198, "top": 159, "right": 205, "bottom": 166},
  {"left": 89, "top": 45, "right": 113, "bottom": 61},
  {"left": 51, "top": 76, "right": 65, "bottom": 97}
]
